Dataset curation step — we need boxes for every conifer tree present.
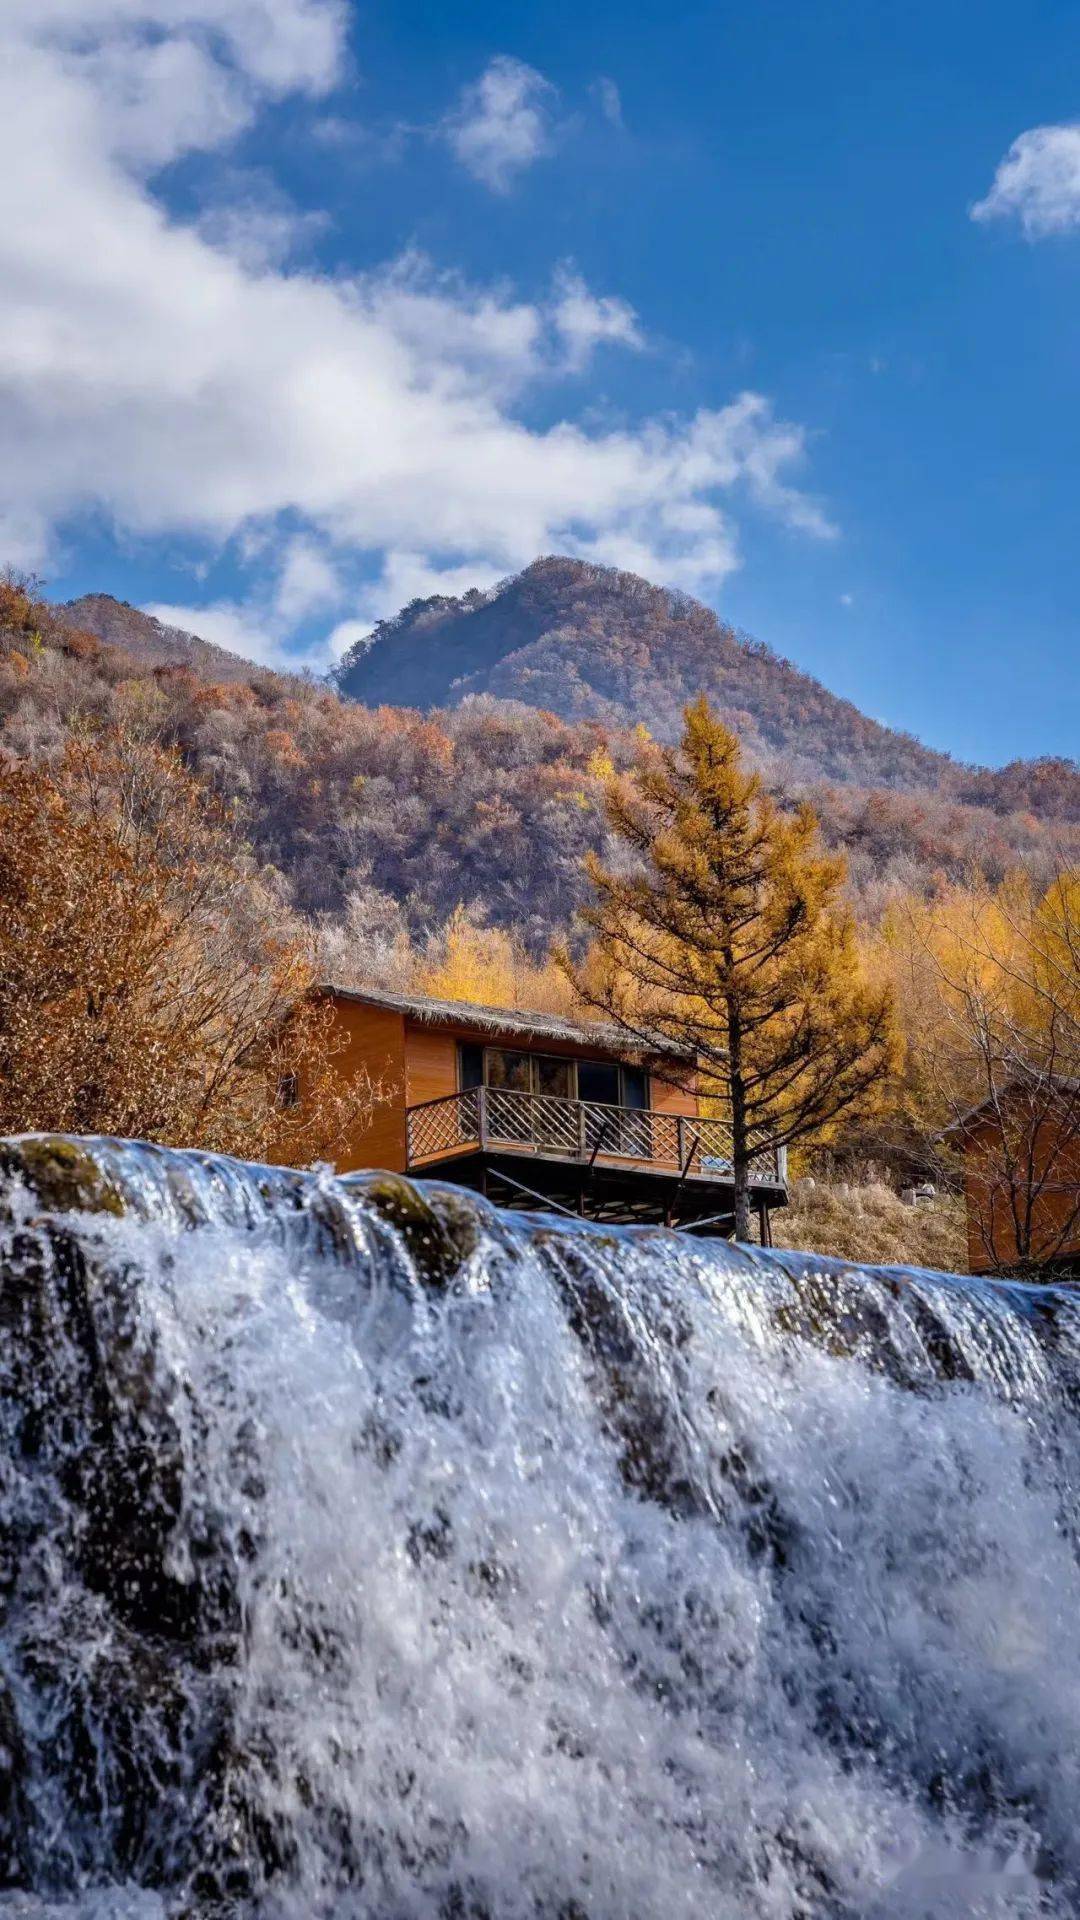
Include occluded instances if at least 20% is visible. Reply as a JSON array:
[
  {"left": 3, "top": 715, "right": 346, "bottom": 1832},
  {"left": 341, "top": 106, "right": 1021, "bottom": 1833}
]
[{"left": 569, "top": 697, "right": 899, "bottom": 1239}]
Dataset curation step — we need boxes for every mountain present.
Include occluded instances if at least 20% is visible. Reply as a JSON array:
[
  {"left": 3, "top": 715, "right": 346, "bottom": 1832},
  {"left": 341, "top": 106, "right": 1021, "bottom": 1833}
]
[
  {"left": 334, "top": 556, "right": 1080, "bottom": 816},
  {"left": 333, "top": 556, "right": 945, "bottom": 788},
  {"left": 55, "top": 568, "right": 1080, "bottom": 827}
]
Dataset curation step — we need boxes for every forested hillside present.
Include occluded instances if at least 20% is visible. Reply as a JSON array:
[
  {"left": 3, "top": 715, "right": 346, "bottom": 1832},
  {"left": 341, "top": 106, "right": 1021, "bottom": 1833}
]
[
  {"left": 0, "top": 574, "right": 1067, "bottom": 969},
  {"left": 334, "top": 556, "right": 944, "bottom": 787}
]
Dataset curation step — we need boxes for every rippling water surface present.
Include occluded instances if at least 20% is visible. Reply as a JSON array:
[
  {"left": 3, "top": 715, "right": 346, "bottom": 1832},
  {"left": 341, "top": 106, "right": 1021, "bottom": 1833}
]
[{"left": 1, "top": 1136, "right": 1079, "bottom": 1918}]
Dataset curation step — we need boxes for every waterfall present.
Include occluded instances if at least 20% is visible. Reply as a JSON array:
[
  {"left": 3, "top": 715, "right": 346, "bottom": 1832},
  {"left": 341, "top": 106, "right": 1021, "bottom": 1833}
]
[{"left": 2, "top": 1135, "right": 1080, "bottom": 1918}]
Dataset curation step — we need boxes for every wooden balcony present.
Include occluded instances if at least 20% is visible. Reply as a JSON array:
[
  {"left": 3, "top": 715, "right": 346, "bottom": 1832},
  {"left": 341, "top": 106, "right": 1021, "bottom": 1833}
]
[{"left": 404, "top": 1086, "right": 786, "bottom": 1234}]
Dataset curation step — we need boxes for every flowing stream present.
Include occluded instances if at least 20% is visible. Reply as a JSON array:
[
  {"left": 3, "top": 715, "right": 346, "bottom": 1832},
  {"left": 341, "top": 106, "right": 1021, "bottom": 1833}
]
[{"left": 2, "top": 1135, "right": 1080, "bottom": 1918}]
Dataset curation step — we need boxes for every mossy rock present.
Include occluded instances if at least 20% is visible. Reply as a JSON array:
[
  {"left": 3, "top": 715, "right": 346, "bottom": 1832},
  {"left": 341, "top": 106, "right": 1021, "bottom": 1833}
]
[
  {"left": 0, "top": 1135, "right": 125, "bottom": 1221},
  {"left": 347, "top": 1172, "right": 483, "bottom": 1288}
]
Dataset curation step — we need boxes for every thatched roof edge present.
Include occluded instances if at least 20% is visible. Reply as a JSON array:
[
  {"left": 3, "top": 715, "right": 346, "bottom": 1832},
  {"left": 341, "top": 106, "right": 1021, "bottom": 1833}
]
[
  {"left": 318, "top": 982, "right": 689, "bottom": 1060},
  {"left": 940, "top": 1075, "right": 1080, "bottom": 1138}
]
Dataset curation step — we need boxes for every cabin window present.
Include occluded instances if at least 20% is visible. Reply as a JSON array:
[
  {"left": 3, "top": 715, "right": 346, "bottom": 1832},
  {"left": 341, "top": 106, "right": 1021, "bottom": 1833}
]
[
  {"left": 459, "top": 1043, "right": 484, "bottom": 1091},
  {"left": 486, "top": 1048, "right": 533, "bottom": 1093},
  {"left": 621, "top": 1065, "right": 649, "bottom": 1109},
  {"left": 458, "top": 1044, "right": 650, "bottom": 1111},
  {"left": 485, "top": 1049, "right": 574, "bottom": 1099},
  {"left": 577, "top": 1059, "right": 619, "bottom": 1106},
  {"left": 579, "top": 1060, "right": 648, "bottom": 1109},
  {"left": 535, "top": 1055, "right": 573, "bottom": 1100}
]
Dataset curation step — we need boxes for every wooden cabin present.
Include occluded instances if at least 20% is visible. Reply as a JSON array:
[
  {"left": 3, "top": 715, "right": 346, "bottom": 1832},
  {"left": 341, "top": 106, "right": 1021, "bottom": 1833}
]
[
  {"left": 946, "top": 1080, "right": 1080, "bottom": 1278},
  {"left": 307, "top": 985, "right": 787, "bottom": 1238}
]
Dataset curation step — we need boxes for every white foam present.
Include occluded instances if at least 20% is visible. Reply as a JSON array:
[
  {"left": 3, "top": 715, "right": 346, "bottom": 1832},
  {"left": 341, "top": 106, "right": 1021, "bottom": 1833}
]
[{"left": 2, "top": 1148, "right": 1079, "bottom": 1916}]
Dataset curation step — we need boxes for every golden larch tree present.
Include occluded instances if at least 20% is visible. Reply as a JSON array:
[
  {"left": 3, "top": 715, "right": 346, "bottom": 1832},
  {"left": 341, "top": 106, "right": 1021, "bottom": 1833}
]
[
  {"left": 887, "top": 868, "right": 1080, "bottom": 1273},
  {"left": 415, "top": 903, "right": 575, "bottom": 1015},
  {"left": 567, "top": 697, "right": 899, "bottom": 1239}
]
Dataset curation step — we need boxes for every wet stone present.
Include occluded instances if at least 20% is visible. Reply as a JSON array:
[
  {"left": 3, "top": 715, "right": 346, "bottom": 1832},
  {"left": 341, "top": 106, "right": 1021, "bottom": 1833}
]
[
  {"left": 0, "top": 1137, "right": 125, "bottom": 1223},
  {"left": 344, "top": 1172, "right": 484, "bottom": 1288}
]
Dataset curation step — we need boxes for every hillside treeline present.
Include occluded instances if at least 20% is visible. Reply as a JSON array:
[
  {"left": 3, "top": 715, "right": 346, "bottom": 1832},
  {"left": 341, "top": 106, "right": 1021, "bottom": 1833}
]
[{"left": 3, "top": 577, "right": 1075, "bottom": 970}]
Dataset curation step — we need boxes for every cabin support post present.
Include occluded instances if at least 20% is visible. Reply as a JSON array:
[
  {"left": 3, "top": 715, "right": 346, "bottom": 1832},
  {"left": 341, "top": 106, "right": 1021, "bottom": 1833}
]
[
  {"left": 665, "top": 1132, "right": 700, "bottom": 1228},
  {"left": 493, "top": 1169, "right": 580, "bottom": 1220},
  {"left": 579, "top": 1115, "right": 612, "bottom": 1216}
]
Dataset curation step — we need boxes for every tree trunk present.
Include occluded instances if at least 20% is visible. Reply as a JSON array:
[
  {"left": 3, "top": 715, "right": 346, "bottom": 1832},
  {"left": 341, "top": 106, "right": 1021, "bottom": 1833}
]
[
  {"left": 732, "top": 1157, "right": 752, "bottom": 1243},
  {"left": 726, "top": 979, "right": 752, "bottom": 1241}
]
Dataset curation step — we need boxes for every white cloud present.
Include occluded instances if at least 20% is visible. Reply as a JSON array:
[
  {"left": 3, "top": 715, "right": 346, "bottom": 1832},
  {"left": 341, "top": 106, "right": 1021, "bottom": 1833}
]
[
  {"left": 19, "top": 0, "right": 346, "bottom": 99},
  {"left": 326, "top": 618, "right": 372, "bottom": 661},
  {"left": 594, "top": 76, "right": 624, "bottom": 130},
  {"left": 356, "top": 254, "right": 643, "bottom": 390},
  {"left": 148, "top": 534, "right": 346, "bottom": 667},
  {"left": 839, "top": 592, "right": 854, "bottom": 607},
  {"left": 972, "top": 123, "right": 1080, "bottom": 238},
  {"left": 196, "top": 173, "right": 330, "bottom": 270},
  {"left": 366, "top": 551, "right": 506, "bottom": 616},
  {"left": 0, "top": 1, "right": 833, "bottom": 636},
  {"left": 274, "top": 536, "right": 342, "bottom": 624},
  {"left": 16, "top": 0, "right": 346, "bottom": 179},
  {"left": 443, "top": 55, "right": 557, "bottom": 193},
  {"left": 69, "top": 32, "right": 254, "bottom": 168},
  {"left": 146, "top": 597, "right": 282, "bottom": 665},
  {"left": 151, "top": 549, "right": 503, "bottom": 670},
  {"left": 327, "top": 552, "right": 507, "bottom": 660},
  {"left": 550, "top": 266, "right": 642, "bottom": 369}
]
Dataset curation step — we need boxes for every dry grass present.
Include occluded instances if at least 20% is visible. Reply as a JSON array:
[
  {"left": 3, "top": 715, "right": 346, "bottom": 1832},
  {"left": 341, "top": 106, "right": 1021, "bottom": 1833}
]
[{"left": 771, "top": 1177, "right": 967, "bottom": 1273}]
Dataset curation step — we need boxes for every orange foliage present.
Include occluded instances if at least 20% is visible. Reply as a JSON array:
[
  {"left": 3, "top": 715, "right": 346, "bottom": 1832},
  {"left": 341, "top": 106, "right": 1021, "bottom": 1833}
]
[
  {"left": 263, "top": 728, "right": 303, "bottom": 767},
  {"left": 415, "top": 905, "right": 576, "bottom": 1015},
  {"left": 0, "top": 736, "right": 376, "bottom": 1163}
]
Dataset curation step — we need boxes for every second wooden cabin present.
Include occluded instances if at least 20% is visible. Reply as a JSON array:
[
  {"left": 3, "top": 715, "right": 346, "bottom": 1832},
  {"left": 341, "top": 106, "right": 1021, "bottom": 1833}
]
[{"left": 945, "top": 1079, "right": 1080, "bottom": 1278}]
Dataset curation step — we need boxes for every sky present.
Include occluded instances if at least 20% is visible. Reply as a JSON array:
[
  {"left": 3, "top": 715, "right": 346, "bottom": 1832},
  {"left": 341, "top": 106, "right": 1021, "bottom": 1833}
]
[{"left": 2, "top": 0, "right": 1079, "bottom": 767}]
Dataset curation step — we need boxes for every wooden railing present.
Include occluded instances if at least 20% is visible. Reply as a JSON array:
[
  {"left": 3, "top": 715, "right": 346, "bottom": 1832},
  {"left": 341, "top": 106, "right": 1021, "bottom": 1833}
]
[{"left": 405, "top": 1086, "right": 785, "bottom": 1185}]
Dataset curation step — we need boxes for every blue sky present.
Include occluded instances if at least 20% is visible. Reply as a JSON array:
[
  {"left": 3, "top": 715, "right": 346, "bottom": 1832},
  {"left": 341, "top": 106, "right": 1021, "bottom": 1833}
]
[{"left": 3, "top": 0, "right": 1079, "bottom": 766}]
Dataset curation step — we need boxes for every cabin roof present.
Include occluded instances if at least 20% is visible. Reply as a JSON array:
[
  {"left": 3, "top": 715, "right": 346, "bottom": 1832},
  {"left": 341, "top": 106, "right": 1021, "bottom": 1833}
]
[
  {"left": 941, "top": 1075, "right": 1080, "bottom": 1139},
  {"left": 319, "top": 982, "right": 690, "bottom": 1061}
]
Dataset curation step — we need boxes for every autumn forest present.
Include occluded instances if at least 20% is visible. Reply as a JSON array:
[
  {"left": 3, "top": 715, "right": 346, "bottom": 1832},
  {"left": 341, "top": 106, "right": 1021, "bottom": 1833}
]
[{"left": 3, "top": 558, "right": 1078, "bottom": 1273}]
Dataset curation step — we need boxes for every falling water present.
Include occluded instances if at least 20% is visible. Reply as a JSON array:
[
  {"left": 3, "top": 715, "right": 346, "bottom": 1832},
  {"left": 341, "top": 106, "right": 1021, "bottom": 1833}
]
[{"left": 2, "top": 1135, "right": 1080, "bottom": 1918}]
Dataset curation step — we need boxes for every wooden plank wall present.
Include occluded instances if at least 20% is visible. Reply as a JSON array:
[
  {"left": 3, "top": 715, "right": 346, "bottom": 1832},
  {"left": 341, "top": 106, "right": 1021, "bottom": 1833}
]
[
  {"left": 403, "top": 1016, "right": 701, "bottom": 1119},
  {"left": 405, "top": 1024, "right": 460, "bottom": 1107},
  {"left": 649, "top": 1074, "right": 698, "bottom": 1118},
  {"left": 964, "top": 1114, "right": 1080, "bottom": 1274},
  {"left": 323, "top": 1000, "right": 408, "bottom": 1173}
]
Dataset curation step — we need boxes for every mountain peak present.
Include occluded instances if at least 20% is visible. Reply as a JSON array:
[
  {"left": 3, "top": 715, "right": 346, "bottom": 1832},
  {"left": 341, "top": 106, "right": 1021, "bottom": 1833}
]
[
  {"left": 60, "top": 593, "right": 262, "bottom": 682},
  {"left": 334, "top": 555, "right": 943, "bottom": 791}
]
